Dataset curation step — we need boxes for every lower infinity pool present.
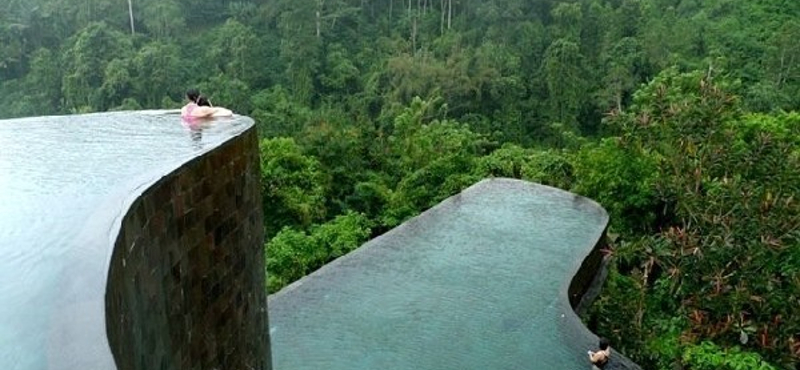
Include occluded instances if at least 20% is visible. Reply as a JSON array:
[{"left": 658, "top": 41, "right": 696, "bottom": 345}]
[{"left": 268, "top": 179, "right": 611, "bottom": 370}]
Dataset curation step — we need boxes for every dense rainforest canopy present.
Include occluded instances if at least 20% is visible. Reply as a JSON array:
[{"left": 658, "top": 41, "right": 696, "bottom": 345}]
[{"left": 1, "top": 0, "right": 798, "bottom": 369}]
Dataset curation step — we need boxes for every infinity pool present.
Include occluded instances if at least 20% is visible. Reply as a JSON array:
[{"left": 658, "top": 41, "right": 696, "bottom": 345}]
[
  {"left": 268, "top": 179, "right": 610, "bottom": 370},
  {"left": 0, "top": 112, "right": 252, "bottom": 370}
]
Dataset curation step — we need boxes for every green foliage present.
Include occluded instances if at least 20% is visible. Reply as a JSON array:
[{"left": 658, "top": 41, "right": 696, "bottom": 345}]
[
  {"left": 572, "top": 138, "right": 659, "bottom": 233},
  {"left": 266, "top": 212, "right": 371, "bottom": 292},
  {"left": 320, "top": 43, "right": 361, "bottom": 96},
  {"left": 591, "top": 68, "right": 800, "bottom": 368},
  {"left": 206, "top": 20, "right": 263, "bottom": 85},
  {"left": 22, "top": 48, "right": 61, "bottom": 115},
  {"left": 683, "top": 342, "right": 779, "bottom": 370},
  {"left": 380, "top": 97, "right": 487, "bottom": 227},
  {"left": 298, "top": 111, "right": 372, "bottom": 215},
  {"left": 258, "top": 137, "right": 329, "bottom": 237},
  {"left": 250, "top": 85, "right": 312, "bottom": 138},
  {"left": 130, "top": 41, "right": 183, "bottom": 107},
  {"left": 542, "top": 38, "right": 586, "bottom": 128},
  {"left": 61, "top": 22, "right": 133, "bottom": 112},
  {"left": 198, "top": 75, "right": 252, "bottom": 114},
  {"left": 140, "top": 0, "right": 184, "bottom": 39}
]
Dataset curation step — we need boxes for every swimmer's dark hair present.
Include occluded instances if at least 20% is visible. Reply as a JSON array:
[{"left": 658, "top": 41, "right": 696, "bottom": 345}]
[
  {"left": 197, "top": 95, "right": 212, "bottom": 107},
  {"left": 186, "top": 88, "right": 200, "bottom": 103},
  {"left": 599, "top": 337, "right": 610, "bottom": 350}
]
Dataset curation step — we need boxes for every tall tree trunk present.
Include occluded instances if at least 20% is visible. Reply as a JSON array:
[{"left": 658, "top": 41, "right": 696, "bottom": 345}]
[
  {"left": 777, "top": 50, "right": 786, "bottom": 87},
  {"left": 316, "top": 0, "right": 325, "bottom": 38},
  {"left": 127, "top": 0, "right": 135, "bottom": 35},
  {"left": 447, "top": 0, "right": 452, "bottom": 30},
  {"left": 440, "top": 0, "right": 445, "bottom": 34},
  {"left": 412, "top": 15, "right": 417, "bottom": 55}
]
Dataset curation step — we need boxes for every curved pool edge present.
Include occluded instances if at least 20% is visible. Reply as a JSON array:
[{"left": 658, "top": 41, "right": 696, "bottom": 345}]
[
  {"left": 549, "top": 178, "right": 642, "bottom": 370},
  {"left": 100, "top": 119, "right": 271, "bottom": 369}
]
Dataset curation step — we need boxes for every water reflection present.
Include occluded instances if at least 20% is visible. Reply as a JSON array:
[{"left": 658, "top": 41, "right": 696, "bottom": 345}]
[
  {"left": 180, "top": 114, "right": 242, "bottom": 151},
  {"left": 182, "top": 118, "right": 207, "bottom": 149},
  {"left": 0, "top": 111, "right": 252, "bottom": 370}
]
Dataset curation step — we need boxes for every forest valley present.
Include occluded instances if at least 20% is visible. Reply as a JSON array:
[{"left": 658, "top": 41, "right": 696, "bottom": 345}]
[{"left": 1, "top": 0, "right": 798, "bottom": 368}]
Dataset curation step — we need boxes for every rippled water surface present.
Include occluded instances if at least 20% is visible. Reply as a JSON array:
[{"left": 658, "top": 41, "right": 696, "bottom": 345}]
[
  {"left": 0, "top": 111, "right": 252, "bottom": 370},
  {"left": 269, "top": 179, "right": 608, "bottom": 370}
]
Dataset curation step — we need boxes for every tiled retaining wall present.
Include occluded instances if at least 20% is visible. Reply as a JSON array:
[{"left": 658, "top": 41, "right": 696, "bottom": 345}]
[
  {"left": 105, "top": 128, "right": 271, "bottom": 370},
  {"left": 568, "top": 227, "right": 607, "bottom": 313},
  {"left": 568, "top": 229, "right": 643, "bottom": 370}
]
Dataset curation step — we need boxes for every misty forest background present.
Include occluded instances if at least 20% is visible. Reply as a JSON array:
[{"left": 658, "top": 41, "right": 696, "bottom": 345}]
[{"left": 1, "top": 0, "right": 799, "bottom": 368}]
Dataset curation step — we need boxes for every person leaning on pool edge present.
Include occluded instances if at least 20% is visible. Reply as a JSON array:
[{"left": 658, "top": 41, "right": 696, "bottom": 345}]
[
  {"left": 181, "top": 88, "right": 233, "bottom": 118},
  {"left": 588, "top": 337, "right": 611, "bottom": 369},
  {"left": 196, "top": 95, "right": 233, "bottom": 117}
]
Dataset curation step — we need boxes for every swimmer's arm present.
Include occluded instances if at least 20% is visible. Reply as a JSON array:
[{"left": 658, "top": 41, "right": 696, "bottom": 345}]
[
  {"left": 211, "top": 107, "right": 233, "bottom": 117},
  {"left": 190, "top": 106, "right": 217, "bottom": 117}
]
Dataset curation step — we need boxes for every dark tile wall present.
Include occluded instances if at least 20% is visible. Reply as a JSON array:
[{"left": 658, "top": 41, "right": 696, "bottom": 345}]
[
  {"left": 105, "top": 128, "right": 271, "bottom": 370},
  {"left": 568, "top": 225, "right": 607, "bottom": 311}
]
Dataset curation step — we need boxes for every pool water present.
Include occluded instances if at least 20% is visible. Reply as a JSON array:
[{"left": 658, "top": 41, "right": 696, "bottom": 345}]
[{"left": 268, "top": 179, "right": 608, "bottom": 370}]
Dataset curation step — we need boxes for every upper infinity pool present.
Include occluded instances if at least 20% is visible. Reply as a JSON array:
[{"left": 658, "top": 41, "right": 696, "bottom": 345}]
[
  {"left": 268, "top": 179, "right": 611, "bottom": 370},
  {"left": 0, "top": 111, "right": 252, "bottom": 370}
]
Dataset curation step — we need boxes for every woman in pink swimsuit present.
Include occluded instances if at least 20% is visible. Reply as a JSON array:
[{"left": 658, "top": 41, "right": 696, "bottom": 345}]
[{"left": 181, "top": 88, "right": 233, "bottom": 118}]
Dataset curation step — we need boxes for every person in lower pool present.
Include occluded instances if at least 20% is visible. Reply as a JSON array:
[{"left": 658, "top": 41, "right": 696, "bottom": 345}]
[
  {"left": 181, "top": 88, "right": 233, "bottom": 118},
  {"left": 588, "top": 337, "right": 611, "bottom": 369}
]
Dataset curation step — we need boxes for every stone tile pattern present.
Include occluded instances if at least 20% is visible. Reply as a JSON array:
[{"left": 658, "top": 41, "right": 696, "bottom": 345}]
[
  {"left": 568, "top": 228, "right": 606, "bottom": 311},
  {"left": 570, "top": 231, "right": 643, "bottom": 370},
  {"left": 105, "top": 128, "right": 271, "bottom": 370}
]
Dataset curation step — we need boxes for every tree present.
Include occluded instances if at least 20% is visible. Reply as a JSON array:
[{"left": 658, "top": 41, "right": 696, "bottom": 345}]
[
  {"left": 550, "top": 2, "right": 582, "bottom": 41},
  {"left": 593, "top": 68, "right": 800, "bottom": 368},
  {"left": 381, "top": 97, "right": 487, "bottom": 226},
  {"left": 61, "top": 22, "right": 132, "bottom": 112},
  {"left": 99, "top": 58, "right": 134, "bottom": 110},
  {"left": 130, "top": 41, "right": 183, "bottom": 107},
  {"left": 207, "top": 19, "right": 264, "bottom": 86},
  {"left": 298, "top": 110, "right": 371, "bottom": 214},
  {"left": 22, "top": 47, "right": 61, "bottom": 115},
  {"left": 542, "top": 38, "right": 586, "bottom": 129},
  {"left": 250, "top": 85, "right": 313, "bottom": 138},
  {"left": 319, "top": 43, "right": 361, "bottom": 96},
  {"left": 762, "top": 20, "right": 800, "bottom": 110},
  {"left": 266, "top": 211, "right": 371, "bottom": 292},
  {"left": 140, "top": 0, "right": 184, "bottom": 39},
  {"left": 598, "top": 37, "right": 646, "bottom": 113},
  {"left": 259, "top": 137, "right": 329, "bottom": 237},
  {"left": 198, "top": 75, "right": 252, "bottom": 114}
]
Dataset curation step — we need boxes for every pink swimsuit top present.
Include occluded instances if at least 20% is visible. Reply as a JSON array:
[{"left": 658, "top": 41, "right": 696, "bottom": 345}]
[{"left": 182, "top": 102, "right": 198, "bottom": 119}]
